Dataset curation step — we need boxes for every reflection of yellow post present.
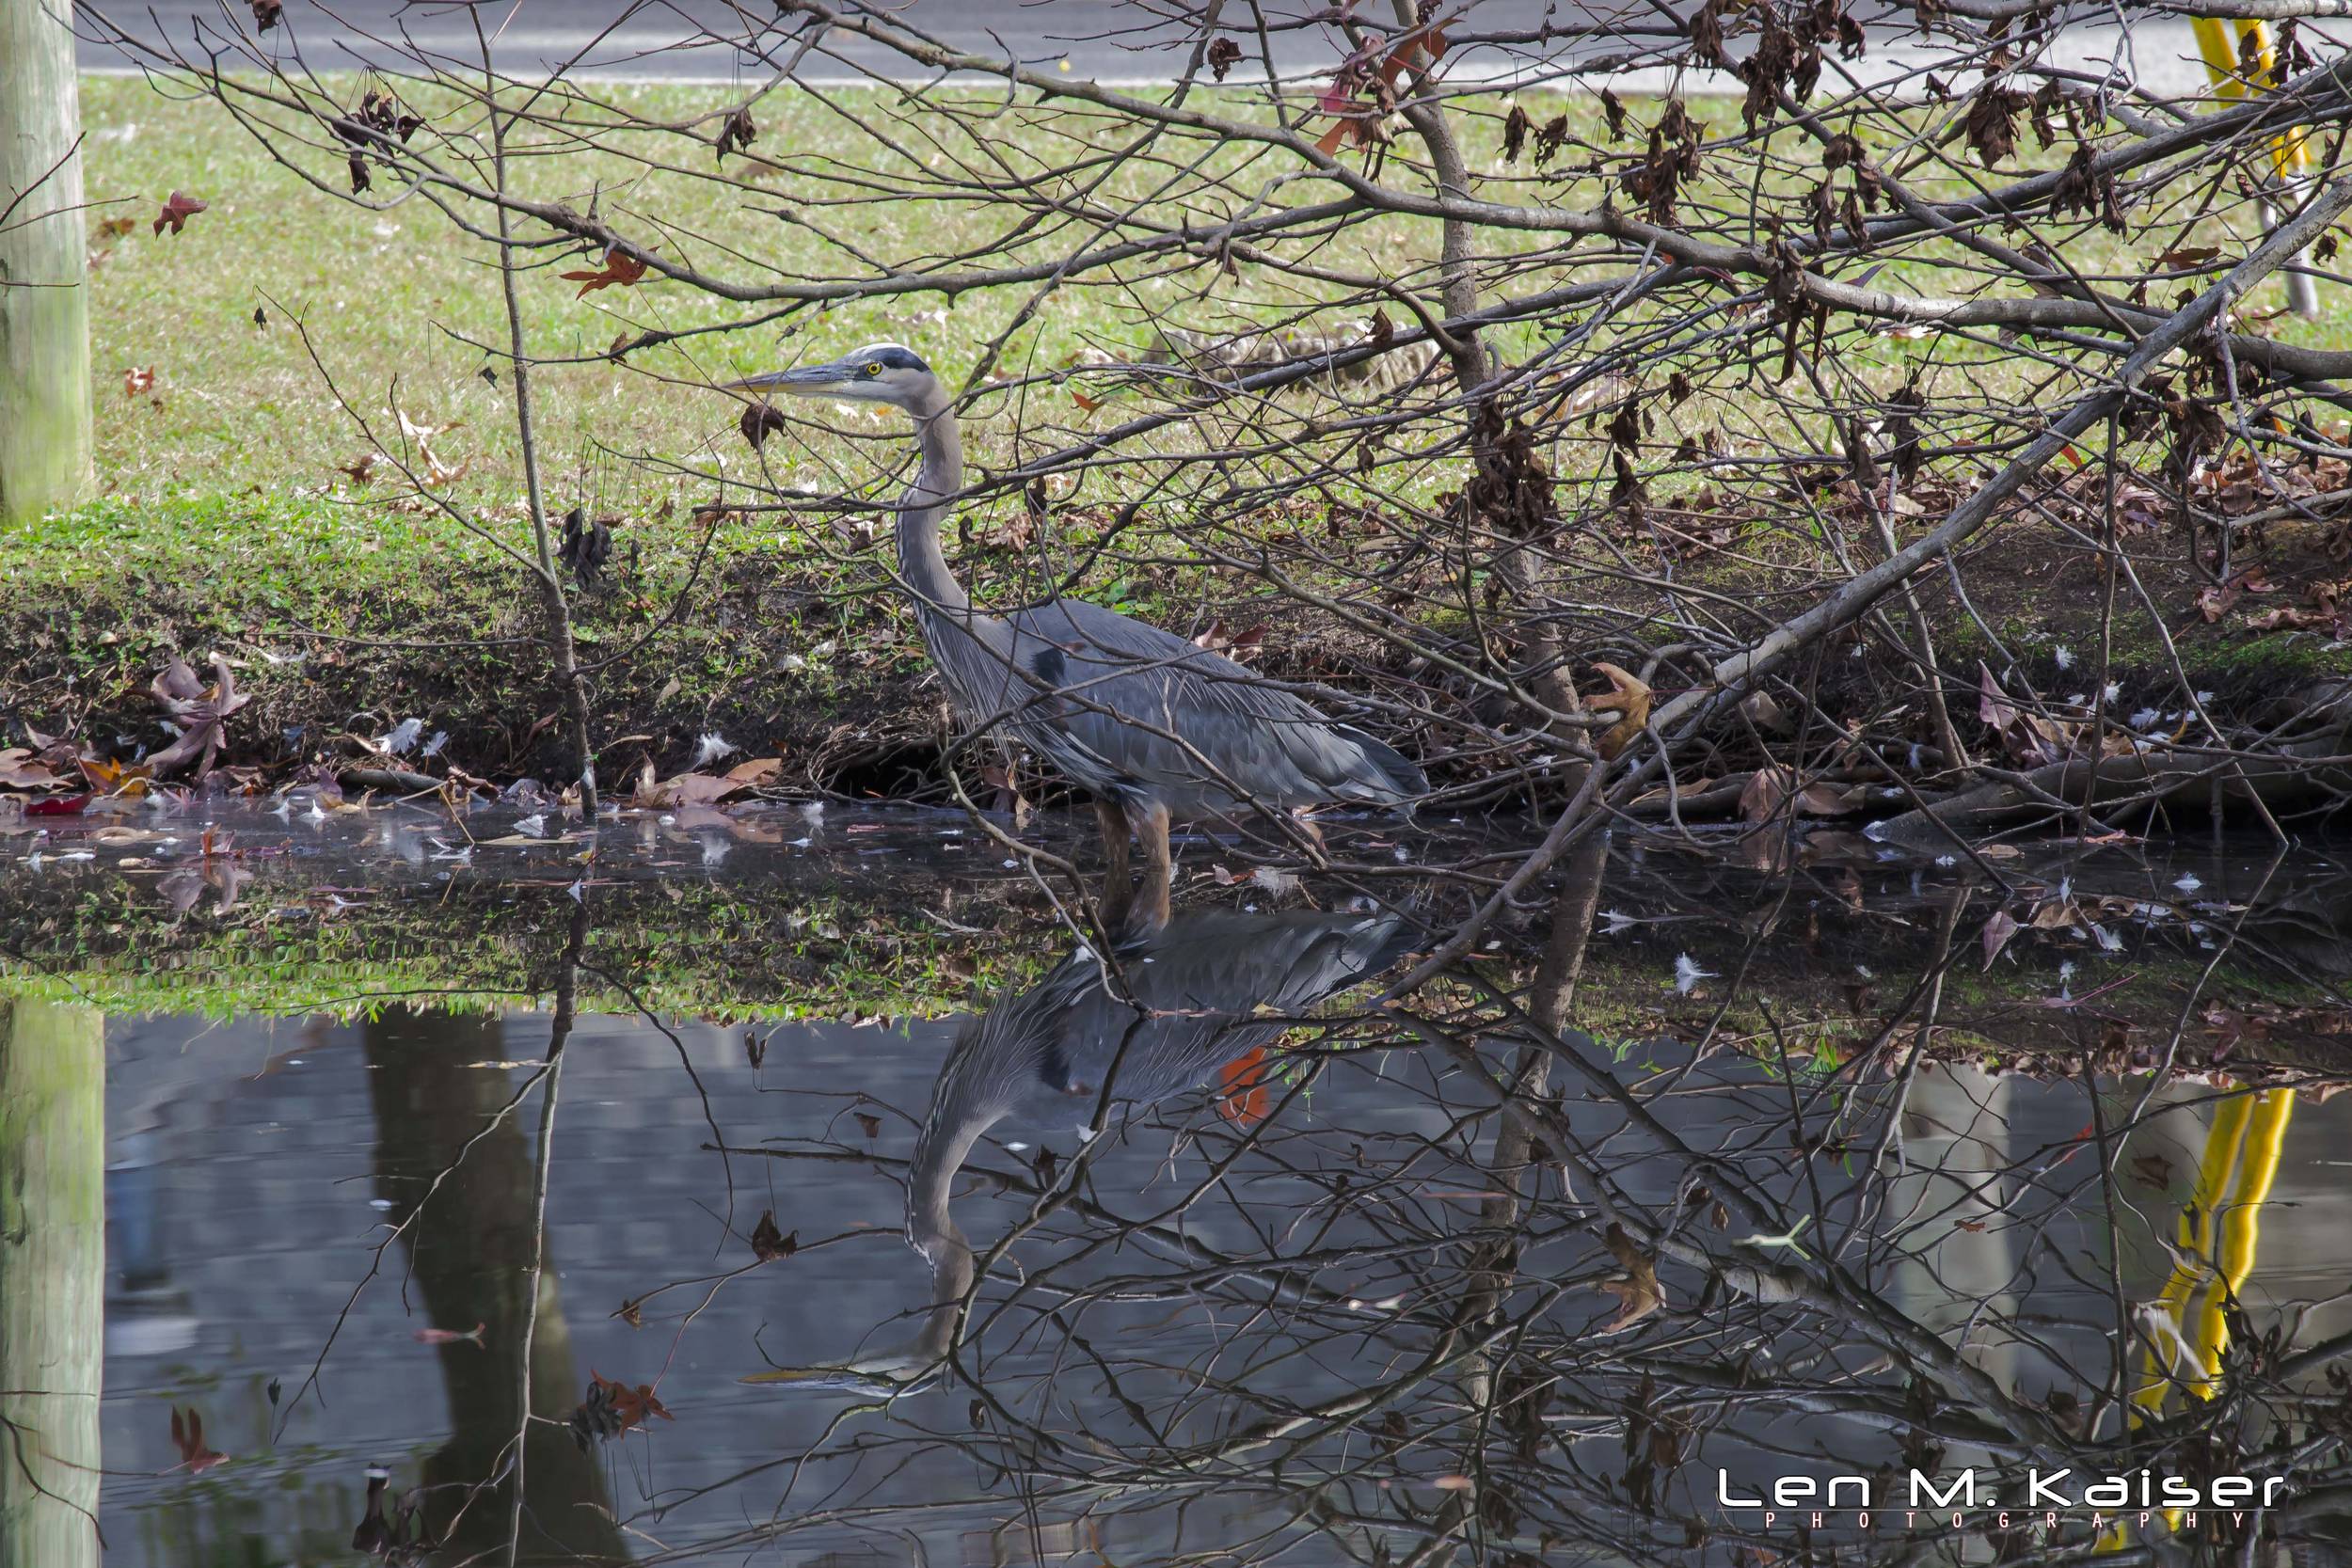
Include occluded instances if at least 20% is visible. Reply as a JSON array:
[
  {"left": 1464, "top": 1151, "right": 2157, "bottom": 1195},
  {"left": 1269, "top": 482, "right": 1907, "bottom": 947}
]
[
  {"left": 2191, "top": 18, "right": 2319, "bottom": 315},
  {"left": 2104, "top": 1090, "right": 2293, "bottom": 1552},
  {"left": 2132, "top": 1089, "right": 2295, "bottom": 1415}
]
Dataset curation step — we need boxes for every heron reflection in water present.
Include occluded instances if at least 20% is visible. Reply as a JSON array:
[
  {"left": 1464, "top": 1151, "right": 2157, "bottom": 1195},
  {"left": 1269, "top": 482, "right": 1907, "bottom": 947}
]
[{"left": 745, "top": 909, "right": 1410, "bottom": 1394}]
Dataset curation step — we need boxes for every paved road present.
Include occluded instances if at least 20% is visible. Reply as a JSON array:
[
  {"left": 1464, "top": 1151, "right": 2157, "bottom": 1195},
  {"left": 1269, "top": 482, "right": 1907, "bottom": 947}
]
[
  {"left": 77, "top": 0, "right": 1557, "bottom": 83},
  {"left": 80, "top": 0, "right": 2214, "bottom": 93}
]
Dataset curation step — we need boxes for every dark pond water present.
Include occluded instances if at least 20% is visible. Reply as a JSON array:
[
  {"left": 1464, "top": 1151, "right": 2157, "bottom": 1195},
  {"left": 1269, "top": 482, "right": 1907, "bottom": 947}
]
[{"left": 6, "top": 800, "right": 2352, "bottom": 1567}]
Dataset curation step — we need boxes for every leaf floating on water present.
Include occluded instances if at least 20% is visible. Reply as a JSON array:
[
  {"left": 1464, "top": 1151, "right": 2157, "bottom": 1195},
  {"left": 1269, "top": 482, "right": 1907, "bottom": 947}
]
[
  {"left": 2128, "top": 1152, "right": 2173, "bottom": 1190},
  {"left": 750, "top": 1210, "right": 796, "bottom": 1262},
  {"left": 170, "top": 1406, "right": 230, "bottom": 1473},
  {"left": 569, "top": 1371, "right": 674, "bottom": 1449},
  {"left": 412, "top": 1321, "right": 485, "bottom": 1346},
  {"left": 1596, "top": 1223, "right": 1665, "bottom": 1333}
]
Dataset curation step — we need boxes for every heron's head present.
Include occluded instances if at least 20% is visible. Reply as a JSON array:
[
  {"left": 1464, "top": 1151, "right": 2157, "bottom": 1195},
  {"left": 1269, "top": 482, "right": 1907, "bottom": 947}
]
[{"left": 723, "top": 342, "right": 941, "bottom": 412}]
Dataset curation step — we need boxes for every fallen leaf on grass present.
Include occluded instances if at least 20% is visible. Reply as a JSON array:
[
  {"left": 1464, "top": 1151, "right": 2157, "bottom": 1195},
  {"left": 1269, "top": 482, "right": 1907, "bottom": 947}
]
[
  {"left": 153, "top": 191, "right": 207, "bottom": 235},
  {"left": 1190, "top": 619, "right": 1268, "bottom": 657},
  {"left": 1597, "top": 1223, "right": 1664, "bottom": 1333},
  {"left": 123, "top": 366, "right": 155, "bottom": 397},
  {"left": 2196, "top": 565, "right": 2276, "bottom": 622},
  {"left": 149, "top": 657, "right": 251, "bottom": 780},
  {"left": 0, "top": 748, "right": 67, "bottom": 791},
  {"left": 723, "top": 756, "right": 784, "bottom": 788},
  {"left": 1980, "top": 908, "right": 2019, "bottom": 969},
  {"left": 561, "top": 247, "right": 647, "bottom": 297}
]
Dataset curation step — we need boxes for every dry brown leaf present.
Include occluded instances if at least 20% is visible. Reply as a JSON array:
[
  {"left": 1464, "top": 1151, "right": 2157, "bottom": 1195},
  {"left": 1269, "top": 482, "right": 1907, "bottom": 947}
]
[
  {"left": 1980, "top": 908, "right": 2020, "bottom": 970},
  {"left": 723, "top": 757, "right": 785, "bottom": 788},
  {"left": 1597, "top": 1222, "right": 1664, "bottom": 1333},
  {"left": 1588, "top": 662, "right": 1652, "bottom": 760}
]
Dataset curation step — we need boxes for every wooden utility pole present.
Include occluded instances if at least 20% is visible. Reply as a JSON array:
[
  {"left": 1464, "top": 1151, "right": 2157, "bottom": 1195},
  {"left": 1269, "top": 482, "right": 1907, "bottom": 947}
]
[
  {"left": 0, "top": 0, "right": 95, "bottom": 522},
  {"left": 0, "top": 1001, "right": 105, "bottom": 1568}
]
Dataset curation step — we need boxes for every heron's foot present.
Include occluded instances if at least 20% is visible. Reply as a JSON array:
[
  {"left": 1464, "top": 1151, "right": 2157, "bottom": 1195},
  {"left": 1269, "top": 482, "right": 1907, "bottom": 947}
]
[
  {"left": 1098, "top": 875, "right": 1135, "bottom": 932},
  {"left": 1125, "top": 800, "right": 1174, "bottom": 939},
  {"left": 1117, "top": 895, "right": 1170, "bottom": 941},
  {"left": 1094, "top": 797, "right": 1135, "bottom": 932}
]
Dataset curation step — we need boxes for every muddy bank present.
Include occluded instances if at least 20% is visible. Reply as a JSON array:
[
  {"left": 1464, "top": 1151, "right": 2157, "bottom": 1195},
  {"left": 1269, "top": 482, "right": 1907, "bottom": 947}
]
[{"left": 10, "top": 500, "right": 2352, "bottom": 825}]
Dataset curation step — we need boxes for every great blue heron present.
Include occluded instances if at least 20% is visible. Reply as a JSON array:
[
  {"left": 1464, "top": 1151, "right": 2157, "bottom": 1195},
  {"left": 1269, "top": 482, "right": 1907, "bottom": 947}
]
[
  {"left": 742, "top": 908, "right": 1411, "bottom": 1394},
  {"left": 724, "top": 343, "right": 1426, "bottom": 932}
]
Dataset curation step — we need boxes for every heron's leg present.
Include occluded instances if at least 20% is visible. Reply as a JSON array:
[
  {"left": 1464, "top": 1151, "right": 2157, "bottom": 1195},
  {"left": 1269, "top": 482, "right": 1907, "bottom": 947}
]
[
  {"left": 1094, "top": 798, "right": 1133, "bottom": 927},
  {"left": 1126, "top": 800, "right": 1173, "bottom": 935}
]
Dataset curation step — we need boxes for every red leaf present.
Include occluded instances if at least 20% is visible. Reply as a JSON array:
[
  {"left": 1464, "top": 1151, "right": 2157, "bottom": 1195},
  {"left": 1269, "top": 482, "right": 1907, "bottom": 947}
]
[
  {"left": 25, "top": 792, "right": 92, "bottom": 816},
  {"left": 560, "top": 248, "right": 648, "bottom": 297},
  {"left": 153, "top": 191, "right": 207, "bottom": 236},
  {"left": 170, "top": 1406, "right": 230, "bottom": 1473},
  {"left": 124, "top": 366, "right": 156, "bottom": 397},
  {"left": 1216, "top": 1046, "right": 1272, "bottom": 1127},
  {"left": 1072, "top": 390, "right": 1101, "bottom": 412},
  {"left": 412, "top": 1321, "right": 485, "bottom": 1345}
]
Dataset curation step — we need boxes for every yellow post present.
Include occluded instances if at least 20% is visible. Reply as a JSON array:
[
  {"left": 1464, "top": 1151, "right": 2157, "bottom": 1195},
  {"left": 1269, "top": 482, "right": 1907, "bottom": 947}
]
[{"left": 2191, "top": 16, "right": 2319, "bottom": 314}]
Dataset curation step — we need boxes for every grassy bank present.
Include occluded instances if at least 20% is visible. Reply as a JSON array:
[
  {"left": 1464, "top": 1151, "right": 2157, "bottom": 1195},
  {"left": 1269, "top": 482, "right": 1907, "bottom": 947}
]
[{"left": 10, "top": 77, "right": 2352, "bottom": 791}]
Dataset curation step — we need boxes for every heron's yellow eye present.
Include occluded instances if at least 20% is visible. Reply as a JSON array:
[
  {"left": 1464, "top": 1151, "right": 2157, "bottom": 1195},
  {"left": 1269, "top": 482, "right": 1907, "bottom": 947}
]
[{"left": 861, "top": 362, "right": 881, "bottom": 378}]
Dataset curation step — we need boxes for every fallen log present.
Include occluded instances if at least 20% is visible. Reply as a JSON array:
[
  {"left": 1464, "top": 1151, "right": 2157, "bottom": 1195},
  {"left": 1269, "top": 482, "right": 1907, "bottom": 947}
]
[{"left": 1863, "top": 744, "right": 2352, "bottom": 846}]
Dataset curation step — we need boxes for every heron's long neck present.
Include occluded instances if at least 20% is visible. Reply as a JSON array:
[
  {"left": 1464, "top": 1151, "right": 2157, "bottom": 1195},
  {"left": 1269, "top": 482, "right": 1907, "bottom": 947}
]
[
  {"left": 898, "top": 401, "right": 969, "bottom": 616},
  {"left": 899, "top": 1076, "right": 996, "bottom": 1369}
]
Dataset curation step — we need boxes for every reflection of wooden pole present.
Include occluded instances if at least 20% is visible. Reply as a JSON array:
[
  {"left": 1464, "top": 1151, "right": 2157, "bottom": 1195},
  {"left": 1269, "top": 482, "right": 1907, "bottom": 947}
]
[
  {"left": 0, "top": 1001, "right": 105, "bottom": 1568},
  {"left": 363, "top": 1008, "right": 624, "bottom": 1566}
]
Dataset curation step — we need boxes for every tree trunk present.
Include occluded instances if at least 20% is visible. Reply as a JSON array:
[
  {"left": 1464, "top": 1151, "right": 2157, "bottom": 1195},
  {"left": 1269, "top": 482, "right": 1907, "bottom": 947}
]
[
  {"left": 0, "top": 1000, "right": 105, "bottom": 1568},
  {"left": 0, "top": 0, "right": 95, "bottom": 521}
]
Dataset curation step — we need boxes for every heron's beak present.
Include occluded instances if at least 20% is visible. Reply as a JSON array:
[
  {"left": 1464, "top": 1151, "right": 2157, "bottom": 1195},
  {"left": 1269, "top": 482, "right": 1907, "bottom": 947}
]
[
  {"left": 739, "top": 1365, "right": 917, "bottom": 1397},
  {"left": 719, "top": 359, "right": 857, "bottom": 397}
]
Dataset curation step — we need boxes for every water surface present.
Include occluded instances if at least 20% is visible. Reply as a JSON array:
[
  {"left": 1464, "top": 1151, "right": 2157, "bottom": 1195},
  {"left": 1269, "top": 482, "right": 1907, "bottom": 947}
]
[{"left": 7, "top": 800, "right": 2352, "bottom": 1565}]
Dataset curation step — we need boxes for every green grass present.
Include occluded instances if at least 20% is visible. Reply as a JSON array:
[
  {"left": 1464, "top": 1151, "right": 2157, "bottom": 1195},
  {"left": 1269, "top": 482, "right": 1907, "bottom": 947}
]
[{"left": 15, "top": 74, "right": 2352, "bottom": 773}]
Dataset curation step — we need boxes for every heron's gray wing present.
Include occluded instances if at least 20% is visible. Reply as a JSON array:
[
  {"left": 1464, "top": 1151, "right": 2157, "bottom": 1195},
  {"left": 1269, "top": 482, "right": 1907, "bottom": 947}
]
[
  {"left": 1005, "top": 911, "right": 1412, "bottom": 1110},
  {"left": 1006, "top": 599, "right": 1422, "bottom": 806}
]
